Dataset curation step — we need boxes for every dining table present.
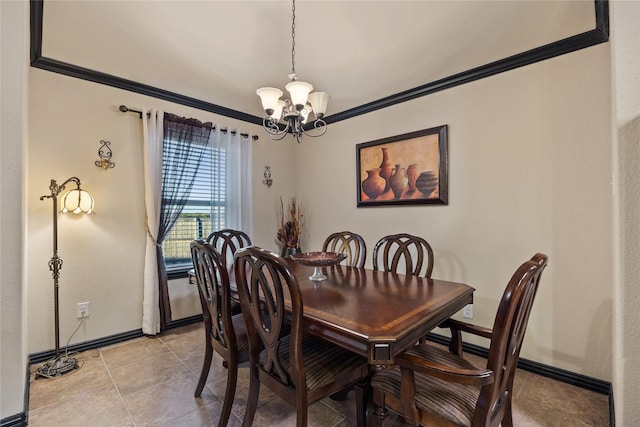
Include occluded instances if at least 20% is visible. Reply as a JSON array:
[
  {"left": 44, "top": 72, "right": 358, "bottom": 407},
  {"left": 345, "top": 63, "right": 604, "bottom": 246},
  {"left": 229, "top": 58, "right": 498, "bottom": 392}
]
[
  {"left": 190, "top": 256, "right": 474, "bottom": 426},
  {"left": 191, "top": 261, "right": 474, "bottom": 365},
  {"left": 190, "top": 260, "right": 474, "bottom": 365},
  {"left": 284, "top": 260, "right": 475, "bottom": 366}
]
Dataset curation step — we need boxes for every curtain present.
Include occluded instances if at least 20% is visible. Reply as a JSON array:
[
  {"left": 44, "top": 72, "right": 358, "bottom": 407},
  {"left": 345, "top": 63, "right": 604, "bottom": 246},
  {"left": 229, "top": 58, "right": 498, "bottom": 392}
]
[
  {"left": 141, "top": 110, "right": 250, "bottom": 333},
  {"left": 211, "top": 128, "right": 254, "bottom": 236},
  {"left": 156, "top": 114, "right": 212, "bottom": 328},
  {"left": 141, "top": 109, "right": 164, "bottom": 335}
]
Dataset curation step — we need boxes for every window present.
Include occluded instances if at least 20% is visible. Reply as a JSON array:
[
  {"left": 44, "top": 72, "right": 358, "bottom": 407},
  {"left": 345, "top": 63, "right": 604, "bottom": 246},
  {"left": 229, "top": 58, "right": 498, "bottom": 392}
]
[{"left": 162, "top": 140, "right": 227, "bottom": 272}]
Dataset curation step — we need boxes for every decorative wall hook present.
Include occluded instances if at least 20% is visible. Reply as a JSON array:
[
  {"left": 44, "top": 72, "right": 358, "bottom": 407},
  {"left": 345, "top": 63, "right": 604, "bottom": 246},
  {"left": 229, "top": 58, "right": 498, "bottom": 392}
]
[
  {"left": 263, "top": 166, "right": 273, "bottom": 187},
  {"left": 95, "top": 140, "right": 115, "bottom": 169}
]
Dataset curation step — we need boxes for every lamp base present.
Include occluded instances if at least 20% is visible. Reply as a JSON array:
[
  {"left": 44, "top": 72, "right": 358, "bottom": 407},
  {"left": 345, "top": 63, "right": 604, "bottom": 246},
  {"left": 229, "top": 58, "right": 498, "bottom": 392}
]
[{"left": 35, "top": 355, "right": 79, "bottom": 379}]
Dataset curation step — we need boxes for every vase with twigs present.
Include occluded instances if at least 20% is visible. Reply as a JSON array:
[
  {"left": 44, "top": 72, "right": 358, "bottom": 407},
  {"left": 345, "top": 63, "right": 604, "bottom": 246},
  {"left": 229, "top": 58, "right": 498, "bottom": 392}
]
[{"left": 276, "top": 196, "right": 303, "bottom": 257}]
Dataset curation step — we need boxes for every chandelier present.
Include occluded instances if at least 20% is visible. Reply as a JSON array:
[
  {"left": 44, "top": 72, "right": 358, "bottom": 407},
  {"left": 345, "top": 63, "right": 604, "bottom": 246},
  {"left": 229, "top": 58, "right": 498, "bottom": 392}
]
[{"left": 256, "top": 0, "right": 329, "bottom": 143}]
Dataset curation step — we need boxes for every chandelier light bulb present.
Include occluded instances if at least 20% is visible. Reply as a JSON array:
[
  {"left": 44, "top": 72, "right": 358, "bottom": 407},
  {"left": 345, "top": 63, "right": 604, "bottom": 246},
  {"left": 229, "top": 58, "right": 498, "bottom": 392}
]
[
  {"left": 285, "top": 81, "right": 313, "bottom": 110},
  {"left": 308, "top": 92, "right": 330, "bottom": 119},
  {"left": 256, "top": 87, "right": 283, "bottom": 116},
  {"left": 272, "top": 100, "right": 286, "bottom": 121}
]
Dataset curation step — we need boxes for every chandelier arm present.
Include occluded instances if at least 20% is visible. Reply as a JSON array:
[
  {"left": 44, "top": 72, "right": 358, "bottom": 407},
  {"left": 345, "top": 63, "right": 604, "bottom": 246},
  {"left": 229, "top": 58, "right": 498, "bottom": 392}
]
[
  {"left": 263, "top": 117, "right": 291, "bottom": 141},
  {"left": 267, "top": 129, "right": 291, "bottom": 141},
  {"left": 301, "top": 119, "right": 328, "bottom": 138},
  {"left": 263, "top": 117, "right": 287, "bottom": 135}
]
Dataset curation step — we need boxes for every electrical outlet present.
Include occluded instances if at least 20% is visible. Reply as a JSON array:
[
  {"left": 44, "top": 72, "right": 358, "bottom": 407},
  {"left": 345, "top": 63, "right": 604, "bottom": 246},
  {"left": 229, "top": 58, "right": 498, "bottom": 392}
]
[
  {"left": 463, "top": 304, "right": 473, "bottom": 319},
  {"left": 77, "top": 302, "right": 90, "bottom": 319}
]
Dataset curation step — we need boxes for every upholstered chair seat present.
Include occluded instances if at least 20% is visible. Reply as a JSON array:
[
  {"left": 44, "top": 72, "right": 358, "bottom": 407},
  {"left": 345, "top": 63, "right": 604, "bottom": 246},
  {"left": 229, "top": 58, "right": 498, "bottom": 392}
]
[
  {"left": 371, "top": 344, "right": 483, "bottom": 426},
  {"left": 266, "top": 332, "right": 370, "bottom": 391}
]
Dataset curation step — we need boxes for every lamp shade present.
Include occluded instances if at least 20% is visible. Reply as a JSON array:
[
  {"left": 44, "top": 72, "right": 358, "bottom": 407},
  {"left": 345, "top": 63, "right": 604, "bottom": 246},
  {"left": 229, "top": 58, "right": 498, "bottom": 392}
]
[
  {"left": 256, "top": 87, "right": 283, "bottom": 115},
  {"left": 308, "top": 91, "right": 330, "bottom": 118},
  {"left": 285, "top": 81, "right": 313, "bottom": 109},
  {"left": 61, "top": 189, "right": 94, "bottom": 215},
  {"left": 272, "top": 99, "right": 286, "bottom": 121}
]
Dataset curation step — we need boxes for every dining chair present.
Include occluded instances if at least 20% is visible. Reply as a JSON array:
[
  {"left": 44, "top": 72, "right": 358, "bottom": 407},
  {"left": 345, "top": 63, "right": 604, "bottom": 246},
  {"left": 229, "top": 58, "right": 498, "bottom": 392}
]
[
  {"left": 322, "top": 231, "right": 367, "bottom": 268},
  {"left": 204, "top": 229, "right": 251, "bottom": 313},
  {"left": 369, "top": 253, "right": 548, "bottom": 427},
  {"left": 234, "top": 246, "right": 370, "bottom": 427},
  {"left": 205, "top": 228, "right": 252, "bottom": 268},
  {"left": 190, "top": 240, "right": 250, "bottom": 427},
  {"left": 372, "top": 233, "right": 434, "bottom": 277}
]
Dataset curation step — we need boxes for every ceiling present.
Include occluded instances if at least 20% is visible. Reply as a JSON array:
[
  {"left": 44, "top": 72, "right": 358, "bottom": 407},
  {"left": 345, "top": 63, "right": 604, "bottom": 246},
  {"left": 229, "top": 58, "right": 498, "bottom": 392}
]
[{"left": 36, "top": 1, "right": 603, "bottom": 125}]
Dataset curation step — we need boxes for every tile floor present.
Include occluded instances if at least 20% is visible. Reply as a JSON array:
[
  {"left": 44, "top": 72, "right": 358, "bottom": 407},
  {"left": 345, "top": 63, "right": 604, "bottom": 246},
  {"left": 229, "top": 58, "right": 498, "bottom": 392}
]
[{"left": 28, "top": 323, "right": 610, "bottom": 426}]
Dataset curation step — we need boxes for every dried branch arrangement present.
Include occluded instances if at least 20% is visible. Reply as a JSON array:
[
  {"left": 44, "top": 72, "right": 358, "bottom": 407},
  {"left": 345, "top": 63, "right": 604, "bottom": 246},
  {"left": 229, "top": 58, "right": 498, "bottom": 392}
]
[{"left": 276, "top": 196, "right": 303, "bottom": 249}]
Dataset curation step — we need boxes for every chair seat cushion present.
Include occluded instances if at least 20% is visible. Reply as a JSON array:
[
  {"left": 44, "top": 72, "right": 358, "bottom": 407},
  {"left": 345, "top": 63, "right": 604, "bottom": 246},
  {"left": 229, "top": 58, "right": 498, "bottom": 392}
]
[
  {"left": 231, "top": 313, "right": 250, "bottom": 354},
  {"left": 261, "top": 332, "right": 368, "bottom": 392},
  {"left": 371, "top": 345, "right": 482, "bottom": 426}
]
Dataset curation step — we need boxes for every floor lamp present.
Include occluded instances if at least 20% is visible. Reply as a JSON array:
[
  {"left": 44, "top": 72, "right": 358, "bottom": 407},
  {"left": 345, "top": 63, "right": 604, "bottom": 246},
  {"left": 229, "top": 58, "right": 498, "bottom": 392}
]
[{"left": 36, "top": 177, "right": 94, "bottom": 378}]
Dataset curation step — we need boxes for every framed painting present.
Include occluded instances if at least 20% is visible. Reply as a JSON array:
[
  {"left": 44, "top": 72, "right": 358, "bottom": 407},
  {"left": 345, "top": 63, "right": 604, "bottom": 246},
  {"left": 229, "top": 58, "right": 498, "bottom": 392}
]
[{"left": 356, "top": 125, "right": 448, "bottom": 207}]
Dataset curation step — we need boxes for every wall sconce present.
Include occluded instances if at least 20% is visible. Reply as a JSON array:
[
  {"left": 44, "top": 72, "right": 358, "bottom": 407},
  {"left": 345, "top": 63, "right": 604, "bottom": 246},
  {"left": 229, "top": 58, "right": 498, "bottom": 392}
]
[
  {"left": 263, "top": 166, "right": 273, "bottom": 187},
  {"left": 95, "top": 140, "right": 115, "bottom": 169},
  {"left": 36, "top": 177, "right": 94, "bottom": 378}
]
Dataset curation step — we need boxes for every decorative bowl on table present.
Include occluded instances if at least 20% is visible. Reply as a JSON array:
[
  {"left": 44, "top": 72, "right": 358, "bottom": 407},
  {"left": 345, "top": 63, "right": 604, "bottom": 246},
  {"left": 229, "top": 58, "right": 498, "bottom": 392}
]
[{"left": 289, "top": 251, "right": 347, "bottom": 281}]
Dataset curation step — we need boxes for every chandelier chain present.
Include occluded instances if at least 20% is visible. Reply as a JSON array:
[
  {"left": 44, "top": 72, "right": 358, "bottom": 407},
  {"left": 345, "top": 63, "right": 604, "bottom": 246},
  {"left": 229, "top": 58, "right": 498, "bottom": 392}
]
[{"left": 290, "top": 0, "right": 296, "bottom": 78}]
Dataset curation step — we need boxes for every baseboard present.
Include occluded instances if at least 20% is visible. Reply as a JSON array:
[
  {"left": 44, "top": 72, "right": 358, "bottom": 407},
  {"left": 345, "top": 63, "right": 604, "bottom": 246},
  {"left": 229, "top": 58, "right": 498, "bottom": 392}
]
[
  {"left": 164, "top": 314, "right": 203, "bottom": 330},
  {"left": 427, "top": 332, "right": 611, "bottom": 395},
  {"left": 609, "top": 385, "right": 615, "bottom": 427},
  {"left": 28, "top": 328, "right": 144, "bottom": 364},
  {"left": 0, "top": 413, "right": 27, "bottom": 427},
  {"left": 28, "top": 314, "right": 204, "bottom": 364},
  {"left": 0, "top": 357, "right": 35, "bottom": 427}
]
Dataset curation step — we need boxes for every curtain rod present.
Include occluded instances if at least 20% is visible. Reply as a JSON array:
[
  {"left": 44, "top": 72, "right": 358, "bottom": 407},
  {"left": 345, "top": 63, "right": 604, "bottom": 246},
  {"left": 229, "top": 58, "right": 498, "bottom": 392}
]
[{"left": 119, "top": 105, "right": 259, "bottom": 140}]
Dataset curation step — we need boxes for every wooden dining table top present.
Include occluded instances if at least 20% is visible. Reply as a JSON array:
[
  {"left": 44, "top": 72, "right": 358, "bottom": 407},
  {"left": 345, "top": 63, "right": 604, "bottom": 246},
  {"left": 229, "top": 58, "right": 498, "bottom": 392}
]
[
  {"left": 285, "top": 261, "right": 474, "bottom": 366},
  {"left": 189, "top": 260, "right": 474, "bottom": 365}
]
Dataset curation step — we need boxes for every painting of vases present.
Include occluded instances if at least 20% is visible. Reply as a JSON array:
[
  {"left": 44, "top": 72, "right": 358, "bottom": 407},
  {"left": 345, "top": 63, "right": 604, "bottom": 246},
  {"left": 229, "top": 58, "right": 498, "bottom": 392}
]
[{"left": 356, "top": 125, "right": 448, "bottom": 206}]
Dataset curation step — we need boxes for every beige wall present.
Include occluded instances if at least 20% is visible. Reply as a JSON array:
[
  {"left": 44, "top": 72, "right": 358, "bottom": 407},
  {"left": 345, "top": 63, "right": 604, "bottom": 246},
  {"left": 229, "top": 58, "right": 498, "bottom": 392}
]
[
  {"left": 297, "top": 43, "right": 613, "bottom": 380},
  {"left": 611, "top": 1, "right": 640, "bottom": 425},
  {"left": 25, "top": 68, "right": 294, "bottom": 353},
  {"left": 0, "top": 0, "right": 28, "bottom": 419}
]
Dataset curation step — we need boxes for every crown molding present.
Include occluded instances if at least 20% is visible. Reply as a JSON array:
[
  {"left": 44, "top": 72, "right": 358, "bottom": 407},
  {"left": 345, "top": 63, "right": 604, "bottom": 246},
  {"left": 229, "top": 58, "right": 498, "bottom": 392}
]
[{"left": 29, "top": 0, "right": 609, "bottom": 127}]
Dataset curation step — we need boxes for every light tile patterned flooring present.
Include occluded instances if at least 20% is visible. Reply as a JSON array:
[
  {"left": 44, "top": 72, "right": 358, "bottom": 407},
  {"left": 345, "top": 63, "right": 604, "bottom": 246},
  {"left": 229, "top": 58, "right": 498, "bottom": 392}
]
[{"left": 28, "top": 323, "right": 610, "bottom": 426}]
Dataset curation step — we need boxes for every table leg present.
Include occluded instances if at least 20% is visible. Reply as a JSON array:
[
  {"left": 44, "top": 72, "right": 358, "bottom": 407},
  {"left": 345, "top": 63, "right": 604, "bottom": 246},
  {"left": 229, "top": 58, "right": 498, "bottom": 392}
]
[{"left": 355, "top": 377, "right": 371, "bottom": 427}]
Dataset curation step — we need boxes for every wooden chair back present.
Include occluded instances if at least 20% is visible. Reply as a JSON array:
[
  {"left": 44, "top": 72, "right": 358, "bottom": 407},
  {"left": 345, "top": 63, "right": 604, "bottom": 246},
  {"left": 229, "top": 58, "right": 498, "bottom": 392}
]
[
  {"left": 205, "top": 228, "right": 251, "bottom": 267},
  {"left": 476, "top": 253, "right": 548, "bottom": 424},
  {"left": 234, "top": 247, "right": 304, "bottom": 393},
  {"left": 234, "top": 246, "right": 369, "bottom": 426},
  {"left": 191, "top": 240, "right": 237, "bottom": 357},
  {"left": 372, "top": 233, "right": 434, "bottom": 277},
  {"left": 190, "top": 240, "right": 250, "bottom": 426},
  {"left": 322, "top": 231, "right": 367, "bottom": 268}
]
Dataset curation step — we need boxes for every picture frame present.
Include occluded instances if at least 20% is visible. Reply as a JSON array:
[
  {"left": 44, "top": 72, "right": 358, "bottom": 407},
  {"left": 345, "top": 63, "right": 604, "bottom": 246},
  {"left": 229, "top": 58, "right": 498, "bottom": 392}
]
[{"left": 356, "top": 125, "right": 448, "bottom": 207}]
